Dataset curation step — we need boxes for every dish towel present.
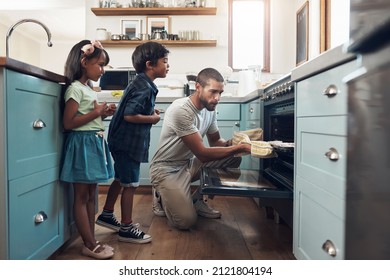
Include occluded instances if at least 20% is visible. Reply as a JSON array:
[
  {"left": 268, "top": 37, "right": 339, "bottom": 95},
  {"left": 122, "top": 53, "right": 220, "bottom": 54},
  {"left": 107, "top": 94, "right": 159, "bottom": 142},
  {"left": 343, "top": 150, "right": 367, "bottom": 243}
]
[{"left": 232, "top": 128, "right": 277, "bottom": 158}]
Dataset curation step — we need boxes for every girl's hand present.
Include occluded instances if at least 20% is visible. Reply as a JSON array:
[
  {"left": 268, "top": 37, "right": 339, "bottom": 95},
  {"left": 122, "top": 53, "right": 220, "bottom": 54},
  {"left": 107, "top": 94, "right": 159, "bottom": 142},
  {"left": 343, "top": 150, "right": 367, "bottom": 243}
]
[{"left": 94, "top": 100, "right": 108, "bottom": 116}]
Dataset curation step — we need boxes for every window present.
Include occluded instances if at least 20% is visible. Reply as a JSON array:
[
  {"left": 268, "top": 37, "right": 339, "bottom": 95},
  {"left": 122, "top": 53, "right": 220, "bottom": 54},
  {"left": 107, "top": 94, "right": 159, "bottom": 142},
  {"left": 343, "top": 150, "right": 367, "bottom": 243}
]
[{"left": 229, "top": 0, "right": 270, "bottom": 72}]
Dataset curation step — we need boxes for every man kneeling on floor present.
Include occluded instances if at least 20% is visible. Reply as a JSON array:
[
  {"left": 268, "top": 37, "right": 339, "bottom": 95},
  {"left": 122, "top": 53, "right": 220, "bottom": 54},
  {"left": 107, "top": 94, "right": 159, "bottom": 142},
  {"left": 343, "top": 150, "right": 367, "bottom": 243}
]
[{"left": 149, "top": 67, "right": 251, "bottom": 230}]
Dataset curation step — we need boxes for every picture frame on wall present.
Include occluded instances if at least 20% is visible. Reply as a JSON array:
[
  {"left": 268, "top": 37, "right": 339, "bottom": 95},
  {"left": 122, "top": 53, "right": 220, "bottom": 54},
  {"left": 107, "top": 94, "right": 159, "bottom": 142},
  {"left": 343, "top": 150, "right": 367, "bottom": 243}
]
[
  {"left": 121, "top": 19, "right": 142, "bottom": 39},
  {"left": 146, "top": 16, "right": 171, "bottom": 36},
  {"left": 320, "top": 0, "right": 331, "bottom": 53},
  {"left": 296, "top": 1, "right": 309, "bottom": 66}
]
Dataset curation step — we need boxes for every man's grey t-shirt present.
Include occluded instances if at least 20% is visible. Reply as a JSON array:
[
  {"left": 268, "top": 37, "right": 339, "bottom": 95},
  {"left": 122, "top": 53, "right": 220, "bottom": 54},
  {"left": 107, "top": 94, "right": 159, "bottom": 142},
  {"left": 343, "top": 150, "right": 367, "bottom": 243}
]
[{"left": 151, "top": 97, "right": 218, "bottom": 165}]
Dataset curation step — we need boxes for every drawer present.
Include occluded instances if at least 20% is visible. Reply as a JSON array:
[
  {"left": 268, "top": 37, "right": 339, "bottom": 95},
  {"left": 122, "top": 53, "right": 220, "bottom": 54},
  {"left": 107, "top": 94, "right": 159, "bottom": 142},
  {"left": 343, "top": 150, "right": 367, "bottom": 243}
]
[
  {"left": 216, "top": 103, "right": 240, "bottom": 120},
  {"left": 294, "top": 176, "right": 344, "bottom": 260},
  {"left": 8, "top": 167, "right": 63, "bottom": 259},
  {"left": 296, "top": 116, "right": 347, "bottom": 199},
  {"left": 296, "top": 60, "right": 357, "bottom": 117},
  {"left": 6, "top": 70, "right": 61, "bottom": 180}
]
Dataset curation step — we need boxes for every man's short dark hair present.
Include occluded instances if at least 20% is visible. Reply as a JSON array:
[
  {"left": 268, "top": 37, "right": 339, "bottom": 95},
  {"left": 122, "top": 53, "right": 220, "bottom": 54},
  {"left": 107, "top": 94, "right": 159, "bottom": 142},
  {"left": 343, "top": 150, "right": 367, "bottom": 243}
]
[{"left": 196, "top": 68, "right": 224, "bottom": 87}]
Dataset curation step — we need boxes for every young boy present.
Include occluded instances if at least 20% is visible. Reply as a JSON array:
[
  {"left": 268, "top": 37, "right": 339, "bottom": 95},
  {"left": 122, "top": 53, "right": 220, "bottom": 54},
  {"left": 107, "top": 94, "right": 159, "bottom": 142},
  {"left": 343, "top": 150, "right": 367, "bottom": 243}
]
[{"left": 96, "top": 42, "right": 170, "bottom": 243}]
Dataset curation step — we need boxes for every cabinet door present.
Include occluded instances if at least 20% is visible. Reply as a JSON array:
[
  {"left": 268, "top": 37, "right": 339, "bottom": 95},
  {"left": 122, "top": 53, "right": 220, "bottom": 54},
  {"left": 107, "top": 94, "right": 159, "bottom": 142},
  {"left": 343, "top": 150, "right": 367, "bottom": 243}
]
[
  {"left": 138, "top": 103, "right": 169, "bottom": 185},
  {"left": 294, "top": 176, "right": 345, "bottom": 260},
  {"left": 6, "top": 70, "right": 61, "bottom": 180},
  {"left": 139, "top": 123, "right": 162, "bottom": 185},
  {"left": 8, "top": 168, "right": 64, "bottom": 259},
  {"left": 216, "top": 103, "right": 241, "bottom": 120},
  {"left": 216, "top": 120, "right": 241, "bottom": 142}
]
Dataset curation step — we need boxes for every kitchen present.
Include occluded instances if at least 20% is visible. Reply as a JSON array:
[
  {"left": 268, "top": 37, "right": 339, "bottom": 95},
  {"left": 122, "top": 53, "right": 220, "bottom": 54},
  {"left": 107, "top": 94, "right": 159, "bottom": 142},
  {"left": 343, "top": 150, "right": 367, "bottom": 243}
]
[{"left": 0, "top": 0, "right": 389, "bottom": 267}]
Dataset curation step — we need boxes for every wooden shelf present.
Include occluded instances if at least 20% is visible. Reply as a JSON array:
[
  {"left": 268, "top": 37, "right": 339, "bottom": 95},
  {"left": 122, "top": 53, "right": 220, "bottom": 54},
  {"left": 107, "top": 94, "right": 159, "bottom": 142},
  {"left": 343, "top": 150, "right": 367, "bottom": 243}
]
[
  {"left": 91, "top": 7, "right": 217, "bottom": 16},
  {"left": 100, "top": 40, "right": 217, "bottom": 47}
]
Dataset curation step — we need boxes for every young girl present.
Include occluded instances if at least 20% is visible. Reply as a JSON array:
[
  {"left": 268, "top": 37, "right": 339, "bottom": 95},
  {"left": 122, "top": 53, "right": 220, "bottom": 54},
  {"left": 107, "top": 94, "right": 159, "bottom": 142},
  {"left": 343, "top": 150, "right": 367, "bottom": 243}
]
[{"left": 60, "top": 40, "right": 116, "bottom": 259}]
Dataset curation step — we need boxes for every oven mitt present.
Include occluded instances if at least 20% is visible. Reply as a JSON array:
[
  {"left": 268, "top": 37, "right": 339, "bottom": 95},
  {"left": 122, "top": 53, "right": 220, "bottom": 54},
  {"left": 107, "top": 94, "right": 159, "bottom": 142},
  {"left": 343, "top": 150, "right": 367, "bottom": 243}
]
[
  {"left": 250, "top": 141, "right": 277, "bottom": 158},
  {"left": 232, "top": 128, "right": 263, "bottom": 145},
  {"left": 232, "top": 128, "right": 277, "bottom": 158}
]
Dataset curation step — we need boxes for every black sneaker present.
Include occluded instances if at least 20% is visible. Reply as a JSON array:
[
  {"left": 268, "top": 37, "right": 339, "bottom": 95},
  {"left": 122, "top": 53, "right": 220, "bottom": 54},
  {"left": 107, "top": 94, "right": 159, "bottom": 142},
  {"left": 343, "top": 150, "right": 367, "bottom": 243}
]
[
  {"left": 118, "top": 225, "right": 152, "bottom": 244},
  {"left": 96, "top": 214, "right": 121, "bottom": 232}
]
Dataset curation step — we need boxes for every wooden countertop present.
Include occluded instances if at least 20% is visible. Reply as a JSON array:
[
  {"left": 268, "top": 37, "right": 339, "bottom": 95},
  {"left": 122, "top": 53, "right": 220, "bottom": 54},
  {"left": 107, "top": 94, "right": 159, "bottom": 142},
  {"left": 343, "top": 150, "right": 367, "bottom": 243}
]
[{"left": 0, "top": 57, "right": 66, "bottom": 84}]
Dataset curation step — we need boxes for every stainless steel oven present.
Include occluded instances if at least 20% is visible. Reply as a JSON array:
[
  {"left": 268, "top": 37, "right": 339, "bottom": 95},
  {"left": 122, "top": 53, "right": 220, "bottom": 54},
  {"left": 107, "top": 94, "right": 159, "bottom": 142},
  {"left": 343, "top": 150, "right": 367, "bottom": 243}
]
[
  {"left": 262, "top": 75, "right": 295, "bottom": 191},
  {"left": 200, "top": 74, "right": 295, "bottom": 228}
]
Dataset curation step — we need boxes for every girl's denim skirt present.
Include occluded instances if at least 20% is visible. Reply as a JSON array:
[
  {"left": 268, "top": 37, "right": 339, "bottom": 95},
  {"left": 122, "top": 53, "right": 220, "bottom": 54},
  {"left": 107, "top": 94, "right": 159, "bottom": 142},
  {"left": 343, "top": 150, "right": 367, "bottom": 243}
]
[{"left": 60, "top": 130, "right": 114, "bottom": 184}]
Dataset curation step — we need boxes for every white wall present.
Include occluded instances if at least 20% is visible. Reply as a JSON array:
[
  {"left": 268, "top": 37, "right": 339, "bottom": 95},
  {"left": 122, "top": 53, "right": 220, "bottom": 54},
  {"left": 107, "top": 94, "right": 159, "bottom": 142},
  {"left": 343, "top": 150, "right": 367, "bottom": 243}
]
[
  {"left": 85, "top": 0, "right": 230, "bottom": 74},
  {"left": 294, "top": 0, "right": 350, "bottom": 64},
  {"left": 0, "top": 18, "right": 41, "bottom": 68},
  {"left": 0, "top": 0, "right": 350, "bottom": 76},
  {"left": 330, "top": 0, "right": 350, "bottom": 47},
  {"left": 270, "top": 0, "right": 296, "bottom": 73},
  {"left": 0, "top": 17, "right": 79, "bottom": 75}
]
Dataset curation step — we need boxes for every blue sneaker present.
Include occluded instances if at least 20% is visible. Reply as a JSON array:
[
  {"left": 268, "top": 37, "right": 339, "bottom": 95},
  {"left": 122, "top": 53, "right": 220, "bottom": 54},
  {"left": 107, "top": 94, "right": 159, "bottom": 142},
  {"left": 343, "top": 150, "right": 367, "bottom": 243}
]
[{"left": 118, "top": 225, "right": 152, "bottom": 244}]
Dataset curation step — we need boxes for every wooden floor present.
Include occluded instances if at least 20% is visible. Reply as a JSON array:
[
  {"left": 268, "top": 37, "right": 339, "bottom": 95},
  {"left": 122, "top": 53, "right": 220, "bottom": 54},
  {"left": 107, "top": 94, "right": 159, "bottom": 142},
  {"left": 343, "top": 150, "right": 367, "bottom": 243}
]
[{"left": 52, "top": 187, "right": 295, "bottom": 260}]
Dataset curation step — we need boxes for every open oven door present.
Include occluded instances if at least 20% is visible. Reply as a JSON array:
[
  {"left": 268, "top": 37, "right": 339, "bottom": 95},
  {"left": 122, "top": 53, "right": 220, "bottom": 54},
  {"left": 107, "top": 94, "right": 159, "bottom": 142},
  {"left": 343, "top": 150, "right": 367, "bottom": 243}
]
[{"left": 200, "top": 167, "right": 293, "bottom": 199}]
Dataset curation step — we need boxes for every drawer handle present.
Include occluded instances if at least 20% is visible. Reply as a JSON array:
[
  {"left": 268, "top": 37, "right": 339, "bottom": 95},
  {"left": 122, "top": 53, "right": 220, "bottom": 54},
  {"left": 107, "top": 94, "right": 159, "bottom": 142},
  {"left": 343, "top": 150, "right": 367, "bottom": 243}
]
[
  {"left": 34, "top": 211, "right": 48, "bottom": 224},
  {"left": 325, "top": 147, "right": 339, "bottom": 161},
  {"left": 33, "top": 119, "right": 46, "bottom": 129},
  {"left": 322, "top": 240, "right": 337, "bottom": 257},
  {"left": 235, "top": 122, "right": 240, "bottom": 127},
  {"left": 323, "top": 84, "right": 339, "bottom": 97},
  {"left": 249, "top": 107, "right": 254, "bottom": 113}
]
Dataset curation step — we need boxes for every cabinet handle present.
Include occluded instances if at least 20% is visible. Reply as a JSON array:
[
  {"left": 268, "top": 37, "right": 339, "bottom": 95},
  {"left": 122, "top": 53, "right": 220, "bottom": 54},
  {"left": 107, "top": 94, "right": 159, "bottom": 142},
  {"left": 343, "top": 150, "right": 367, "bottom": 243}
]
[
  {"left": 322, "top": 240, "right": 337, "bottom": 257},
  {"left": 249, "top": 107, "right": 254, "bottom": 113},
  {"left": 323, "top": 84, "right": 339, "bottom": 97},
  {"left": 325, "top": 147, "right": 339, "bottom": 161},
  {"left": 234, "top": 122, "right": 240, "bottom": 127},
  {"left": 33, "top": 119, "right": 46, "bottom": 129},
  {"left": 34, "top": 211, "right": 48, "bottom": 224}
]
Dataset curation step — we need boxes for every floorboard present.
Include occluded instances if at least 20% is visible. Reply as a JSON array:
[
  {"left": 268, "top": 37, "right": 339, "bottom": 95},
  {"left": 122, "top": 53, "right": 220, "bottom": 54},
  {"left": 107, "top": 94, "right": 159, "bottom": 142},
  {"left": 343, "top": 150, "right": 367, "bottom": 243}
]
[{"left": 51, "top": 190, "right": 295, "bottom": 260}]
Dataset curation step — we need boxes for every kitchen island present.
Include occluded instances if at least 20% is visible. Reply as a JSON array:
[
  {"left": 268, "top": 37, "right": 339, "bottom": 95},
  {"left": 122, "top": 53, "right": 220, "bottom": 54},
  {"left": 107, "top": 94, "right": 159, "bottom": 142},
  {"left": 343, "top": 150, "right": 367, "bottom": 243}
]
[{"left": 0, "top": 57, "right": 70, "bottom": 259}]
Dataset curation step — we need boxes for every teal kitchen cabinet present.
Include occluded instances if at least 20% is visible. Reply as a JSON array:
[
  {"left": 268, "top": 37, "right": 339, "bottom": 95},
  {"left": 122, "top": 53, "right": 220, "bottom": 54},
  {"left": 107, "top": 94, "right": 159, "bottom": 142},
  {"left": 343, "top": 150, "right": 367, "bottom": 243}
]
[
  {"left": 215, "top": 103, "right": 241, "bottom": 140},
  {"left": 240, "top": 98, "right": 262, "bottom": 170},
  {"left": 0, "top": 61, "right": 68, "bottom": 259},
  {"left": 293, "top": 59, "right": 358, "bottom": 260}
]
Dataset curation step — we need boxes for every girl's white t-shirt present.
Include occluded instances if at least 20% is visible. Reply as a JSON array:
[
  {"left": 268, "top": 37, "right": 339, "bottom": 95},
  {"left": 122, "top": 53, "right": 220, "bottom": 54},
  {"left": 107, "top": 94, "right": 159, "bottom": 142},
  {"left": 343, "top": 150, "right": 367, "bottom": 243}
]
[{"left": 64, "top": 80, "right": 105, "bottom": 131}]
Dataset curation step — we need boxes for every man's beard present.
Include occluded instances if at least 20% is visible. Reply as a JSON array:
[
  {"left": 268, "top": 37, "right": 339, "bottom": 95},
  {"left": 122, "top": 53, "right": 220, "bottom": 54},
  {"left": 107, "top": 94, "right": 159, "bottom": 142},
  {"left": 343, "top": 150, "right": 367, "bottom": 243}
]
[{"left": 200, "top": 98, "right": 217, "bottom": 111}]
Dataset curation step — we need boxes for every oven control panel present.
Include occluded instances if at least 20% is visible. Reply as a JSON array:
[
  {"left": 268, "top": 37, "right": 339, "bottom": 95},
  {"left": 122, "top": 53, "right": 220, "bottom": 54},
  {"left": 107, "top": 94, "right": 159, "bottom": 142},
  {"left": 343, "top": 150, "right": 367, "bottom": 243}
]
[{"left": 262, "top": 74, "right": 294, "bottom": 105}]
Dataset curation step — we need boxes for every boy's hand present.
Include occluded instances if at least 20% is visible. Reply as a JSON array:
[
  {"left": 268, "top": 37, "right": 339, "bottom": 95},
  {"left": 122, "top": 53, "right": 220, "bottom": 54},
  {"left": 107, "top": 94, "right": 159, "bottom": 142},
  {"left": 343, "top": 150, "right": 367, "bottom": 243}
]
[
  {"left": 151, "top": 110, "right": 161, "bottom": 124},
  {"left": 105, "top": 103, "right": 117, "bottom": 116}
]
